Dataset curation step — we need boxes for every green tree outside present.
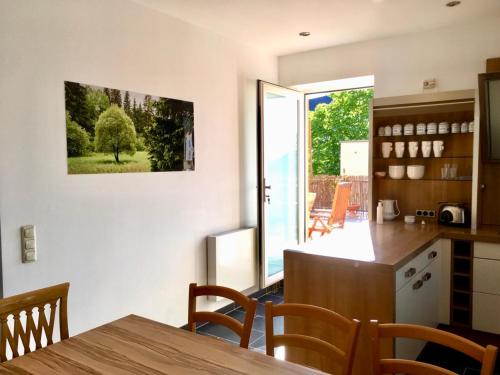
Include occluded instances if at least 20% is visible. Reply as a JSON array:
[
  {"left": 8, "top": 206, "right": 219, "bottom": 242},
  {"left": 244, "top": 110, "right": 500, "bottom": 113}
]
[
  {"left": 310, "top": 88, "right": 373, "bottom": 175},
  {"left": 94, "top": 105, "right": 137, "bottom": 162}
]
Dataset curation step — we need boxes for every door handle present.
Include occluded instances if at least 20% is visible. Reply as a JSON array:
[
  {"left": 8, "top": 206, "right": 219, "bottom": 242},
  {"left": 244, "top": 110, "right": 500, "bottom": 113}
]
[
  {"left": 428, "top": 251, "right": 437, "bottom": 260},
  {"left": 405, "top": 267, "right": 416, "bottom": 278},
  {"left": 422, "top": 272, "right": 432, "bottom": 282},
  {"left": 265, "top": 194, "right": 271, "bottom": 204},
  {"left": 265, "top": 185, "right": 272, "bottom": 190},
  {"left": 412, "top": 280, "right": 423, "bottom": 290}
]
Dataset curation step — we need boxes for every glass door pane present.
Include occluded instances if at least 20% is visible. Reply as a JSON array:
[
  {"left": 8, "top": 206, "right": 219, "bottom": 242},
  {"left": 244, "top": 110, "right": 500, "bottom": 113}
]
[{"left": 258, "top": 81, "right": 303, "bottom": 287}]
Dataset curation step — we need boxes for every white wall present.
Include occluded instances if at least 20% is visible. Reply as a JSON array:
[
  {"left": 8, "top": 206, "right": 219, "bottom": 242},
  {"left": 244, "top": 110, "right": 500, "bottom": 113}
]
[
  {"left": 279, "top": 15, "right": 500, "bottom": 97},
  {"left": 0, "top": 0, "right": 276, "bottom": 334}
]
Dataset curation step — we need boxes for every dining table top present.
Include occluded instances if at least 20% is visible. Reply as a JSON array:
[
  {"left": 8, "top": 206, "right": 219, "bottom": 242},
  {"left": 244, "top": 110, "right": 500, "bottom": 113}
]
[{"left": 0, "top": 314, "right": 323, "bottom": 374}]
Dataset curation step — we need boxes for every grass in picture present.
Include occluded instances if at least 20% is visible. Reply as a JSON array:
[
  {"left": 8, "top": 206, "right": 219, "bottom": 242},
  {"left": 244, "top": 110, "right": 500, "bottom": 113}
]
[{"left": 68, "top": 152, "right": 151, "bottom": 174}]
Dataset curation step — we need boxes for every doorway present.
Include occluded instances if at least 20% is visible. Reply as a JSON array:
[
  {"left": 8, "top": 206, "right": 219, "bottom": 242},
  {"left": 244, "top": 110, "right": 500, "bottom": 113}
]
[
  {"left": 257, "top": 77, "right": 373, "bottom": 287},
  {"left": 306, "top": 87, "right": 373, "bottom": 239}
]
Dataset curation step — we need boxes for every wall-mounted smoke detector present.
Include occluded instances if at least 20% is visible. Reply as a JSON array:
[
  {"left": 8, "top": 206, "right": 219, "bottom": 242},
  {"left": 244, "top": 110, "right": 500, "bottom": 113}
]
[
  {"left": 299, "top": 31, "right": 311, "bottom": 37},
  {"left": 446, "top": 1, "right": 461, "bottom": 7}
]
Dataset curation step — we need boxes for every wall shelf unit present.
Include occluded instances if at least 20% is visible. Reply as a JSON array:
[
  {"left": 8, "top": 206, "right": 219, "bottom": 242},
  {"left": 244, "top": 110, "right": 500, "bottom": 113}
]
[{"left": 371, "top": 90, "right": 476, "bottom": 219}]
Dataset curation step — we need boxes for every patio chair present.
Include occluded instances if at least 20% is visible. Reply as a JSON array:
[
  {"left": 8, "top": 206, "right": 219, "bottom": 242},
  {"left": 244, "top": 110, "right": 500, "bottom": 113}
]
[{"left": 308, "top": 182, "right": 352, "bottom": 238}]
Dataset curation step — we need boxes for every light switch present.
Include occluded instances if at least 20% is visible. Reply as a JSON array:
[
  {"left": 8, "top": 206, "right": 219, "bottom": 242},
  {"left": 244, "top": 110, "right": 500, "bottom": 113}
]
[
  {"left": 21, "top": 225, "right": 36, "bottom": 263},
  {"left": 23, "top": 227, "right": 34, "bottom": 238},
  {"left": 24, "top": 239, "right": 35, "bottom": 249}
]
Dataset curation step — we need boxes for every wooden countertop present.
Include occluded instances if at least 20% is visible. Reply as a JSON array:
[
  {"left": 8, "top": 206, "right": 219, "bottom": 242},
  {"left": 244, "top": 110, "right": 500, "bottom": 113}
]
[{"left": 288, "top": 221, "right": 500, "bottom": 270}]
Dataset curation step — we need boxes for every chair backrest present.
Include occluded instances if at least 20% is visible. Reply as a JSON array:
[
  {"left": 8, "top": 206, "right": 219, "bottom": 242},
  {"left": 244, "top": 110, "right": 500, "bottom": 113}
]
[
  {"left": 265, "top": 302, "right": 360, "bottom": 375},
  {"left": 369, "top": 321, "right": 498, "bottom": 375},
  {"left": 0, "top": 282, "right": 69, "bottom": 362},
  {"left": 328, "top": 182, "right": 352, "bottom": 226},
  {"left": 188, "top": 283, "right": 257, "bottom": 348}
]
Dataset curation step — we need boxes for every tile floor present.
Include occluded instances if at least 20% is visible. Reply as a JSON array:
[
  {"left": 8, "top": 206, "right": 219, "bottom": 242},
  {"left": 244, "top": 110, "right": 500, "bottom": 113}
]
[
  {"left": 196, "top": 286, "right": 500, "bottom": 375},
  {"left": 196, "top": 286, "right": 284, "bottom": 353}
]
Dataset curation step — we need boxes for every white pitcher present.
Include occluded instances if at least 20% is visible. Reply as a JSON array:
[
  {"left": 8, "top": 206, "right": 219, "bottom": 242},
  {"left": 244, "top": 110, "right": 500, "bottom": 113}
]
[{"left": 380, "top": 199, "right": 400, "bottom": 221}]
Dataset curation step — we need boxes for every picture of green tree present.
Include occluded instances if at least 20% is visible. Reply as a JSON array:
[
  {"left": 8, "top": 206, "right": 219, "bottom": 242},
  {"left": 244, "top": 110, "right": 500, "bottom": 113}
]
[{"left": 64, "top": 81, "right": 194, "bottom": 174}]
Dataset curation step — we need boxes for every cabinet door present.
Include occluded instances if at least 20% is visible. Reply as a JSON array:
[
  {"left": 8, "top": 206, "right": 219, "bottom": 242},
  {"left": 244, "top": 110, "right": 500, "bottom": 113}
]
[
  {"left": 473, "top": 292, "right": 500, "bottom": 334},
  {"left": 421, "top": 259, "right": 440, "bottom": 328},
  {"left": 395, "top": 271, "right": 426, "bottom": 360},
  {"left": 395, "top": 260, "right": 439, "bottom": 360}
]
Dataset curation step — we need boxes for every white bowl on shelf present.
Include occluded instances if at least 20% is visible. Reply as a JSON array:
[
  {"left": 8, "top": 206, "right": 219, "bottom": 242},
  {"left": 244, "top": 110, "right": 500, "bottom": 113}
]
[
  {"left": 407, "top": 165, "right": 425, "bottom": 180},
  {"left": 388, "top": 165, "right": 405, "bottom": 179}
]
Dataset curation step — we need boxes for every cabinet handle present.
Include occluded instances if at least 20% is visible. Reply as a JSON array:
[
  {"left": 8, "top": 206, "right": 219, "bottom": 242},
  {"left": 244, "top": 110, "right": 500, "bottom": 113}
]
[
  {"left": 422, "top": 272, "right": 432, "bottom": 282},
  {"left": 405, "top": 267, "right": 416, "bottom": 278},
  {"left": 428, "top": 251, "right": 437, "bottom": 260},
  {"left": 413, "top": 280, "right": 423, "bottom": 290}
]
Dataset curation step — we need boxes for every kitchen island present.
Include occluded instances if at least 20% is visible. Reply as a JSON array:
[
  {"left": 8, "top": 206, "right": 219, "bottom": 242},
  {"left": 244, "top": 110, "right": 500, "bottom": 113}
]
[{"left": 284, "top": 221, "right": 500, "bottom": 375}]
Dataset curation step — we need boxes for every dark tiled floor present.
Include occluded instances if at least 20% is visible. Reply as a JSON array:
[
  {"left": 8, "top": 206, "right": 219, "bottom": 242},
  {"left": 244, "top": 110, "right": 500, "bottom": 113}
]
[{"left": 196, "top": 286, "right": 284, "bottom": 352}]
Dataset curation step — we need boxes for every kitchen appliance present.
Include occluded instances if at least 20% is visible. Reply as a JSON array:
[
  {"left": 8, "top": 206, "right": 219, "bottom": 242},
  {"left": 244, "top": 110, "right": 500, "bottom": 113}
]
[
  {"left": 438, "top": 203, "right": 470, "bottom": 227},
  {"left": 380, "top": 199, "right": 400, "bottom": 221}
]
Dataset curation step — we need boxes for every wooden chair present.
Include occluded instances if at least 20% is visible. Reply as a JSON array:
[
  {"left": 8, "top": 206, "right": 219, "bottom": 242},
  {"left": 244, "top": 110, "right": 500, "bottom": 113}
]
[
  {"left": 0, "top": 282, "right": 69, "bottom": 362},
  {"left": 369, "top": 321, "right": 498, "bottom": 375},
  {"left": 265, "top": 302, "right": 360, "bottom": 375},
  {"left": 308, "top": 182, "right": 352, "bottom": 238},
  {"left": 188, "top": 283, "right": 257, "bottom": 349}
]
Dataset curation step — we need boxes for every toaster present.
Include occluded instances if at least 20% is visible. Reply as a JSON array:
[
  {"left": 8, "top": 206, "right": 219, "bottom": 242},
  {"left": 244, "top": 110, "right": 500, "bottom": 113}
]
[{"left": 438, "top": 203, "right": 470, "bottom": 227}]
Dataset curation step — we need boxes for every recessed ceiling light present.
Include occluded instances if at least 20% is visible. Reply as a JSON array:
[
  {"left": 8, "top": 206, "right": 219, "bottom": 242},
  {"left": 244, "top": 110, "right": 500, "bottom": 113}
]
[
  {"left": 299, "top": 31, "right": 311, "bottom": 37},
  {"left": 446, "top": 1, "right": 461, "bottom": 7}
]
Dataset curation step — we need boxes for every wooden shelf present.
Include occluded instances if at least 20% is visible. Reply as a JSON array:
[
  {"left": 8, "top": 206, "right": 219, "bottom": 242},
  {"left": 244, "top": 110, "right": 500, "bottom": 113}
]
[
  {"left": 375, "top": 178, "right": 472, "bottom": 182},
  {"left": 374, "top": 133, "right": 473, "bottom": 141},
  {"left": 371, "top": 92, "right": 474, "bottom": 224},
  {"left": 453, "top": 272, "right": 471, "bottom": 280},
  {"left": 375, "top": 156, "right": 472, "bottom": 160}
]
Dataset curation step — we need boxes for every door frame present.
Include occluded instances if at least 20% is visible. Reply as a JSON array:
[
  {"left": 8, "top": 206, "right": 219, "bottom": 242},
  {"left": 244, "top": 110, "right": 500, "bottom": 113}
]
[{"left": 257, "top": 80, "right": 305, "bottom": 288}]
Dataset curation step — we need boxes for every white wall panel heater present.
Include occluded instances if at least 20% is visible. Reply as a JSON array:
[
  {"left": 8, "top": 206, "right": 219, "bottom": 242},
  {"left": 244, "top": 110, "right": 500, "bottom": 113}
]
[{"left": 207, "top": 227, "right": 257, "bottom": 301}]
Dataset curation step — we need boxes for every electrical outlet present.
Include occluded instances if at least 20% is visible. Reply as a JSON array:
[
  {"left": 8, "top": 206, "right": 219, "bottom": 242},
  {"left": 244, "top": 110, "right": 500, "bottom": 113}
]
[{"left": 416, "top": 210, "right": 436, "bottom": 218}]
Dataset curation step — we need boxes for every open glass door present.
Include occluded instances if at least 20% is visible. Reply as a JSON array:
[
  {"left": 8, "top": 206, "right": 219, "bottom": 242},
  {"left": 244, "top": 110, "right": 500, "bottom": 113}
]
[{"left": 258, "top": 81, "right": 304, "bottom": 287}]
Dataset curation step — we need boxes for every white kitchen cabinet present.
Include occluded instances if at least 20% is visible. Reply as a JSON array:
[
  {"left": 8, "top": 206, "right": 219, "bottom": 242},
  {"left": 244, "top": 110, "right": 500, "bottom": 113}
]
[
  {"left": 473, "top": 242, "right": 500, "bottom": 333},
  {"left": 395, "top": 240, "right": 445, "bottom": 360},
  {"left": 473, "top": 292, "right": 500, "bottom": 334}
]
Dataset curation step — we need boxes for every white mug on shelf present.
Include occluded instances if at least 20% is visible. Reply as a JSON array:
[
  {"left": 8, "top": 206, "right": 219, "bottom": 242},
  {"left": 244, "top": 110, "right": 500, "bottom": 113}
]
[
  {"left": 469, "top": 121, "right": 474, "bottom": 133},
  {"left": 422, "top": 141, "right": 432, "bottom": 158},
  {"left": 378, "top": 127, "right": 385, "bottom": 136},
  {"left": 392, "top": 124, "right": 402, "bottom": 136},
  {"left": 395, "top": 142, "right": 405, "bottom": 158},
  {"left": 409, "top": 141, "right": 419, "bottom": 158},
  {"left": 384, "top": 125, "right": 392, "bottom": 136},
  {"left": 451, "top": 122, "right": 460, "bottom": 133},
  {"left": 438, "top": 122, "right": 449, "bottom": 134},
  {"left": 416, "top": 123, "right": 426, "bottom": 135},
  {"left": 404, "top": 123, "right": 414, "bottom": 136},
  {"left": 427, "top": 122, "right": 437, "bottom": 135},
  {"left": 433, "top": 140, "right": 444, "bottom": 157},
  {"left": 382, "top": 142, "right": 393, "bottom": 158},
  {"left": 461, "top": 122, "right": 468, "bottom": 133}
]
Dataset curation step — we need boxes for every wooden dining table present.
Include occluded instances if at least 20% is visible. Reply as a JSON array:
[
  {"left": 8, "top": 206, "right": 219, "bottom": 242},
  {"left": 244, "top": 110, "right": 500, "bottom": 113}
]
[{"left": 0, "top": 314, "right": 322, "bottom": 374}]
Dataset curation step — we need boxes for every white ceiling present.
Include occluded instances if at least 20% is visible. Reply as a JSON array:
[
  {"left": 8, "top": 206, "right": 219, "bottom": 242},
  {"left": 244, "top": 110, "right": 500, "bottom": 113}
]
[{"left": 133, "top": 0, "right": 500, "bottom": 56}]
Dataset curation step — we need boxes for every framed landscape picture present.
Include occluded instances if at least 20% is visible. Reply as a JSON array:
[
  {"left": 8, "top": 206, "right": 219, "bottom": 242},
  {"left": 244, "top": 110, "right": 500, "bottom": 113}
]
[{"left": 64, "top": 81, "right": 194, "bottom": 174}]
